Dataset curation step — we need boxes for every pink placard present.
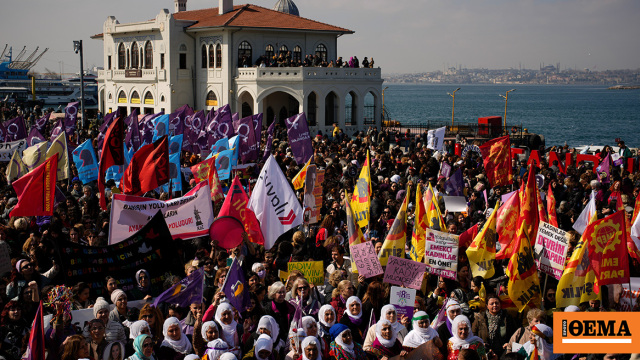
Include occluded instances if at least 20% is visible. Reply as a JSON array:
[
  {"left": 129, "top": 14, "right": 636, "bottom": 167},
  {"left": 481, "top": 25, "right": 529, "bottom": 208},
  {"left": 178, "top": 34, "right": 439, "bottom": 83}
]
[
  {"left": 383, "top": 256, "right": 427, "bottom": 290},
  {"left": 350, "top": 241, "right": 384, "bottom": 278}
]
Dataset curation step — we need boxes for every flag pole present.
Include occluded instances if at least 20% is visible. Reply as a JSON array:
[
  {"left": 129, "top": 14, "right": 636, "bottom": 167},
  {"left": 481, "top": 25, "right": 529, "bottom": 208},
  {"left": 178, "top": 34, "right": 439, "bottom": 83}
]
[{"left": 541, "top": 273, "right": 548, "bottom": 310}]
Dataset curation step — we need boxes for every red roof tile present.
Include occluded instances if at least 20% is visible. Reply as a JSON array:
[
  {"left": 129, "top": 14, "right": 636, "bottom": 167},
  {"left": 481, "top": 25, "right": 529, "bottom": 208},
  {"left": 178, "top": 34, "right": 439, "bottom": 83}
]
[{"left": 173, "top": 4, "right": 353, "bottom": 33}]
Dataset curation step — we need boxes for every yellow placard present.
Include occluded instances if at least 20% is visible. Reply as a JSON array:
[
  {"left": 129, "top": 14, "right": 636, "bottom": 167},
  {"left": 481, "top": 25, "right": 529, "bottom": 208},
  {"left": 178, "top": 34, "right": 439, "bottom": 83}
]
[{"left": 287, "top": 261, "right": 324, "bottom": 285}]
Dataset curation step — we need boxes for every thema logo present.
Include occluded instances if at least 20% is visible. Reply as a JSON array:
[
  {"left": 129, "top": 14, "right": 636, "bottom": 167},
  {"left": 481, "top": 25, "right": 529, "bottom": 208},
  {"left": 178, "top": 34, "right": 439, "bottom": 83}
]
[{"left": 554, "top": 312, "right": 640, "bottom": 353}]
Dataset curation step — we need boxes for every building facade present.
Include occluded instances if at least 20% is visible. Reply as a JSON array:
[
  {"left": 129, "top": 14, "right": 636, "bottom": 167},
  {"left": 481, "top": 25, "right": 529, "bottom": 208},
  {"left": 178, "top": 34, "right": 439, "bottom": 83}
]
[{"left": 94, "top": 0, "right": 383, "bottom": 134}]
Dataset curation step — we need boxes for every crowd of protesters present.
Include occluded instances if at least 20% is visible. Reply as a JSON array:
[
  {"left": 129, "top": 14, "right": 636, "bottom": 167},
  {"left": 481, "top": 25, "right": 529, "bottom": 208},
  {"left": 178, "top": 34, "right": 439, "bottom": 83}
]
[
  {"left": 0, "top": 103, "right": 639, "bottom": 360},
  {"left": 241, "top": 52, "right": 374, "bottom": 69}
]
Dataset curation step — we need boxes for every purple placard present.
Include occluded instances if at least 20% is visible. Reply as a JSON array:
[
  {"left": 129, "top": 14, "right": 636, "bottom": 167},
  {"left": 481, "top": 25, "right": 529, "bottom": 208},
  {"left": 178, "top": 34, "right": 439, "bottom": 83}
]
[
  {"left": 351, "top": 241, "right": 384, "bottom": 278},
  {"left": 390, "top": 286, "right": 417, "bottom": 321},
  {"left": 440, "top": 162, "right": 451, "bottom": 178},
  {"left": 383, "top": 256, "right": 427, "bottom": 290}
]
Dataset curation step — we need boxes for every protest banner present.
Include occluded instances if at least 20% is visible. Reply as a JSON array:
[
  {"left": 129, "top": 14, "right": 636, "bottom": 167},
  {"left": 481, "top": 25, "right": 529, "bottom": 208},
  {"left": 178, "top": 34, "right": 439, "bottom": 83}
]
[
  {"left": 287, "top": 261, "right": 324, "bottom": 285},
  {"left": 57, "top": 212, "right": 180, "bottom": 297},
  {"left": 390, "top": 286, "right": 417, "bottom": 320},
  {"left": 383, "top": 256, "right": 427, "bottom": 290},
  {"left": 424, "top": 229, "right": 459, "bottom": 280},
  {"left": 109, "top": 181, "right": 214, "bottom": 244},
  {"left": 351, "top": 241, "right": 383, "bottom": 278},
  {"left": 620, "top": 278, "right": 640, "bottom": 311},
  {"left": 0, "top": 139, "right": 27, "bottom": 161},
  {"left": 533, "top": 221, "right": 569, "bottom": 280}
]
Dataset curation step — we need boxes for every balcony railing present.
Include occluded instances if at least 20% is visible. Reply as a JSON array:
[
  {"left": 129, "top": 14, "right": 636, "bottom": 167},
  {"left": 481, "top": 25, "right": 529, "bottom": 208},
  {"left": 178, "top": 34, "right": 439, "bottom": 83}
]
[
  {"left": 236, "top": 67, "right": 381, "bottom": 81},
  {"left": 97, "top": 68, "right": 166, "bottom": 81}
]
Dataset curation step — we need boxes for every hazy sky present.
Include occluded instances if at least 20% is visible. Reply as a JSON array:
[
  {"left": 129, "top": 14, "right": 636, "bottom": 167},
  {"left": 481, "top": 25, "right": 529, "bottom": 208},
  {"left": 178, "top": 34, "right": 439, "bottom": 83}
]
[{"left": 2, "top": 0, "right": 639, "bottom": 76}]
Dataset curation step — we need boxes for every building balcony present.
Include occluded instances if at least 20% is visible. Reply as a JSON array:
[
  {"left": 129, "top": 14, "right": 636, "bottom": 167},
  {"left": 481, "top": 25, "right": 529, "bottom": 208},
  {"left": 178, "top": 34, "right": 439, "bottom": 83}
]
[
  {"left": 98, "top": 68, "right": 166, "bottom": 82},
  {"left": 236, "top": 67, "right": 381, "bottom": 82}
]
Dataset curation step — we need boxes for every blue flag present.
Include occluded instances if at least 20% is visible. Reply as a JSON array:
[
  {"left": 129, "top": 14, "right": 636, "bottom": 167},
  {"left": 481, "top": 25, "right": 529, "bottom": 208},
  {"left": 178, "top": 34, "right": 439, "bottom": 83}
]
[
  {"left": 152, "top": 114, "right": 170, "bottom": 141},
  {"left": 222, "top": 257, "right": 250, "bottom": 313},
  {"left": 215, "top": 147, "right": 237, "bottom": 181},
  {"left": 162, "top": 152, "right": 182, "bottom": 193},
  {"left": 211, "top": 137, "right": 229, "bottom": 155},
  {"left": 105, "top": 165, "right": 124, "bottom": 186},
  {"left": 444, "top": 168, "right": 464, "bottom": 196},
  {"left": 169, "top": 134, "right": 183, "bottom": 155},
  {"left": 72, "top": 140, "right": 99, "bottom": 183},
  {"left": 153, "top": 267, "right": 204, "bottom": 308}
]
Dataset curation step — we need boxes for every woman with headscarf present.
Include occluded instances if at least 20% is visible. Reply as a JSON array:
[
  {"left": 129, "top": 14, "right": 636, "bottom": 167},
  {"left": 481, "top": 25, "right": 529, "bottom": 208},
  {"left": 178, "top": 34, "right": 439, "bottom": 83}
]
[
  {"left": 157, "top": 317, "right": 194, "bottom": 359},
  {"left": 328, "top": 324, "right": 366, "bottom": 360},
  {"left": 362, "top": 304, "right": 408, "bottom": 350},
  {"left": 194, "top": 321, "right": 219, "bottom": 356},
  {"left": 285, "top": 328, "right": 306, "bottom": 360},
  {"left": 126, "top": 320, "right": 152, "bottom": 357},
  {"left": 130, "top": 269, "right": 154, "bottom": 300},
  {"left": 338, "top": 296, "right": 366, "bottom": 345},
  {"left": 242, "top": 333, "right": 275, "bottom": 360},
  {"left": 366, "top": 319, "right": 405, "bottom": 359},
  {"left": 301, "top": 316, "right": 328, "bottom": 358},
  {"left": 436, "top": 299, "right": 462, "bottom": 343},
  {"left": 202, "top": 338, "right": 230, "bottom": 360},
  {"left": 215, "top": 303, "right": 242, "bottom": 356},
  {"left": 317, "top": 305, "right": 336, "bottom": 347},
  {"left": 521, "top": 324, "right": 559, "bottom": 360},
  {"left": 402, "top": 311, "right": 441, "bottom": 352},
  {"left": 126, "top": 334, "right": 157, "bottom": 360},
  {"left": 300, "top": 336, "right": 322, "bottom": 360},
  {"left": 104, "top": 341, "right": 126, "bottom": 360},
  {"left": 242, "top": 315, "right": 283, "bottom": 357},
  {"left": 447, "top": 315, "right": 487, "bottom": 360}
]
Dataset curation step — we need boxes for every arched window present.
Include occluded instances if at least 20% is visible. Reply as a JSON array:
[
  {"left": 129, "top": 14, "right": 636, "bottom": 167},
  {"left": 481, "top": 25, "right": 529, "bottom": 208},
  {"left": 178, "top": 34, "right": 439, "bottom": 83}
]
[
  {"left": 206, "top": 91, "right": 218, "bottom": 107},
  {"left": 265, "top": 45, "right": 274, "bottom": 60},
  {"left": 131, "top": 42, "right": 139, "bottom": 69},
  {"left": 215, "top": 44, "right": 222, "bottom": 68},
  {"left": 201, "top": 44, "right": 207, "bottom": 68},
  {"left": 118, "top": 43, "right": 125, "bottom": 69},
  {"left": 238, "top": 41, "right": 252, "bottom": 67},
  {"left": 242, "top": 102, "right": 253, "bottom": 118},
  {"left": 144, "top": 92, "right": 154, "bottom": 105},
  {"left": 208, "top": 45, "right": 215, "bottom": 68},
  {"left": 118, "top": 91, "right": 127, "bottom": 103},
  {"left": 144, "top": 41, "right": 153, "bottom": 69},
  {"left": 307, "top": 92, "right": 317, "bottom": 126},
  {"left": 279, "top": 45, "right": 288, "bottom": 55},
  {"left": 293, "top": 45, "right": 302, "bottom": 64},
  {"left": 131, "top": 91, "right": 140, "bottom": 104},
  {"left": 315, "top": 44, "right": 327, "bottom": 62}
]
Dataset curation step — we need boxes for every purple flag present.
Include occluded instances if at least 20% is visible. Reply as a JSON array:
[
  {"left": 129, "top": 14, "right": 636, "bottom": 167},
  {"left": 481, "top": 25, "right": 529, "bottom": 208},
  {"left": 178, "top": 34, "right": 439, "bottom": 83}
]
[
  {"left": 222, "top": 257, "right": 250, "bottom": 313},
  {"left": 444, "top": 168, "right": 464, "bottom": 196},
  {"left": 285, "top": 113, "right": 313, "bottom": 165},
  {"left": 186, "top": 110, "right": 206, "bottom": 153},
  {"left": 169, "top": 104, "right": 193, "bottom": 136},
  {"left": 27, "top": 127, "right": 46, "bottom": 146},
  {"left": 140, "top": 112, "right": 163, "bottom": 145},
  {"left": 34, "top": 112, "right": 50, "bottom": 132},
  {"left": 153, "top": 267, "right": 204, "bottom": 308},
  {"left": 64, "top": 101, "right": 80, "bottom": 135},
  {"left": 3, "top": 116, "right": 27, "bottom": 141},
  {"left": 217, "top": 105, "right": 235, "bottom": 138},
  {"left": 262, "top": 120, "right": 276, "bottom": 161},
  {"left": 596, "top": 153, "right": 611, "bottom": 184},
  {"left": 97, "top": 109, "right": 119, "bottom": 150},
  {"left": 124, "top": 109, "right": 141, "bottom": 151},
  {"left": 237, "top": 115, "right": 258, "bottom": 162},
  {"left": 0, "top": 122, "right": 5, "bottom": 142},
  {"left": 253, "top": 113, "right": 263, "bottom": 149},
  {"left": 50, "top": 119, "right": 64, "bottom": 140},
  {"left": 232, "top": 112, "right": 239, "bottom": 123}
]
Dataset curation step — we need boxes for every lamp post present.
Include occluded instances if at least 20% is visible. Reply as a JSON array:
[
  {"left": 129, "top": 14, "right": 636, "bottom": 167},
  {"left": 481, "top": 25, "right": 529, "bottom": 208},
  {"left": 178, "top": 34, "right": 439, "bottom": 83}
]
[
  {"left": 73, "top": 40, "right": 85, "bottom": 130},
  {"left": 499, "top": 89, "right": 516, "bottom": 131},
  {"left": 447, "top": 87, "right": 461, "bottom": 126},
  {"left": 382, "top": 86, "right": 389, "bottom": 121}
]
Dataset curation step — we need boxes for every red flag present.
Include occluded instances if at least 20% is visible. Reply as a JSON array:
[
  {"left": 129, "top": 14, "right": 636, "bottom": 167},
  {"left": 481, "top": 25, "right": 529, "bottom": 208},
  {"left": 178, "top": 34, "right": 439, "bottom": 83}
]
[
  {"left": 547, "top": 184, "right": 558, "bottom": 227},
  {"left": 536, "top": 186, "right": 548, "bottom": 224},
  {"left": 219, "top": 176, "right": 264, "bottom": 245},
  {"left": 496, "top": 191, "right": 520, "bottom": 259},
  {"left": 24, "top": 301, "right": 44, "bottom": 360},
  {"left": 122, "top": 136, "right": 170, "bottom": 195},
  {"left": 479, "top": 136, "right": 512, "bottom": 187},
  {"left": 459, "top": 223, "right": 479, "bottom": 248},
  {"left": 584, "top": 211, "right": 629, "bottom": 287},
  {"left": 190, "top": 156, "right": 216, "bottom": 183},
  {"left": 519, "top": 167, "right": 540, "bottom": 246},
  {"left": 208, "top": 162, "right": 224, "bottom": 203},
  {"left": 98, "top": 117, "right": 124, "bottom": 209},
  {"left": 11, "top": 156, "right": 58, "bottom": 217}
]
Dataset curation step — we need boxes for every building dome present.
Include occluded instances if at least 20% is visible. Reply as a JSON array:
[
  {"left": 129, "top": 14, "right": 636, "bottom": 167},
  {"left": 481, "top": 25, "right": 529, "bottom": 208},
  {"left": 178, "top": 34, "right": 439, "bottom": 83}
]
[{"left": 273, "top": 0, "right": 299, "bottom": 16}]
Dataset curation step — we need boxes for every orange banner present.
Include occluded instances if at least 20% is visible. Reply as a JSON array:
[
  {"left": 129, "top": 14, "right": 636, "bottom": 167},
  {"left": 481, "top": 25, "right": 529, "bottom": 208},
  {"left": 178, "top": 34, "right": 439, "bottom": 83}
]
[{"left": 554, "top": 312, "right": 640, "bottom": 354}]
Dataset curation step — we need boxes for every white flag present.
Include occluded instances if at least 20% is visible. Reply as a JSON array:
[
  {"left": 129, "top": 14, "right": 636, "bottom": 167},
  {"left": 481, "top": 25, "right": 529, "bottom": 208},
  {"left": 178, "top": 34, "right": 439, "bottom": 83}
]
[
  {"left": 427, "top": 126, "right": 446, "bottom": 151},
  {"left": 572, "top": 192, "right": 596, "bottom": 234},
  {"left": 248, "top": 155, "right": 303, "bottom": 250}
]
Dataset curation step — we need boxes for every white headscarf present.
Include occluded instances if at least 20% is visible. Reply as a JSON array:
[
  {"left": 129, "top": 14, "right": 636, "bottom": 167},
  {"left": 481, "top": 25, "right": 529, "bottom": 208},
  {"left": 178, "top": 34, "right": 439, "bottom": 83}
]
[
  {"left": 301, "top": 336, "right": 322, "bottom": 360},
  {"left": 219, "top": 354, "right": 238, "bottom": 360},
  {"left": 257, "top": 315, "right": 280, "bottom": 344},
  {"left": 301, "top": 316, "right": 317, "bottom": 335},
  {"left": 523, "top": 324, "right": 558, "bottom": 360},
  {"left": 375, "top": 319, "right": 398, "bottom": 348},
  {"left": 215, "top": 303, "right": 238, "bottom": 347},
  {"left": 448, "top": 315, "right": 483, "bottom": 350},
  {"left": 318, "top": 305, "right": 336, "bottom": 328},
  {"left": 184, "top": 355, "right": 200, "bottom": 360},
  {"left": 380, "top": 304, "right": 405, "bottom": 333},
  {"left": 161, "top": 317, "right": 193, "bottom": 354},
  {"left": 201, "top": 321, "right": 219, "bottom": 342},
  {"left": 445, "top": 298, "right": 461, "bottom": 320},
  {"left": 288, "top": 328, "right": 307, "bottom": 353},
  {"left": 255, "top": 334, "right": 273, "bottom": 360},
  {"left": 564, "top": 305, "right": 580, "bottom": 312},
  {"left": 129, "top": 320, "right": 150, "bottom": 340},
  {"left": 335, "top": 328, "right": 354, "bottom": 356},
  {"left": 204, "top": 338, "right": 230, "bottom": 360},
  {"left": 402, "top": 311, "right": 438, "bottom": 349},
  {"left": 344, "top": 296, "right": 362, "bottom": 319}
]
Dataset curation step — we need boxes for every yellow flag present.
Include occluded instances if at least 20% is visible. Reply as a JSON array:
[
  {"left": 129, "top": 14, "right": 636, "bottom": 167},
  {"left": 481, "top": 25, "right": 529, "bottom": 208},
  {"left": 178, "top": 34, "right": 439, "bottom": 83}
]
[
  {"left": 350, "top": 151, "right": 371, "bottom": 228},
  {"left": 46, "top": 133, "right": 69, "bottom": 180},
  {"left": 467, "top": 201, "right": 498, "bottom": 278},
  {"left": 410, "top": 184, "right": 428, "bottom": 262},
  {"left": 292, "top": 158, "right": 311, "bottom": 190},
  {"left": 425, "top": 183, "right": 447, "bottom": 232},
  {"left": 506, "top": 222, "right": 541, "bottom": 312},
  {"left": 22, "top": 141, "right": 48, "bottom": 172},
  {"left": 345, "top": 191, "right": 365, "bottom": 273},
  {"left": 5, "top": 149, "right": 25, "bottom": 184},
  {"left": 556, "top": 237, "right": 600, "bottom": 308},
  {"left": 378, "top": 186, "right": 408, "bottom": 266}
]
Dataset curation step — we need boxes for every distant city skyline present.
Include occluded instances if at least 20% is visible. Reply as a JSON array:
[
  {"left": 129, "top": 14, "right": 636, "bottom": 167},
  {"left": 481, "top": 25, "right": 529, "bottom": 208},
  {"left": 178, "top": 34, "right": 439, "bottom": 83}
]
[{"left": 2, "top": 0, "right": 639, "bottom": 76}]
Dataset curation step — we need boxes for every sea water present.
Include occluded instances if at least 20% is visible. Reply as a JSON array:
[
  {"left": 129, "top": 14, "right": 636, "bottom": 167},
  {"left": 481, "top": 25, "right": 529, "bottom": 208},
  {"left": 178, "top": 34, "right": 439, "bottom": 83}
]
[{"left": 383, "top": 84, "right": 640, "bottom": 148}]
